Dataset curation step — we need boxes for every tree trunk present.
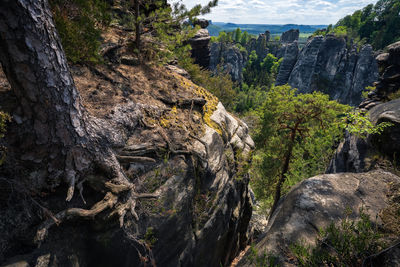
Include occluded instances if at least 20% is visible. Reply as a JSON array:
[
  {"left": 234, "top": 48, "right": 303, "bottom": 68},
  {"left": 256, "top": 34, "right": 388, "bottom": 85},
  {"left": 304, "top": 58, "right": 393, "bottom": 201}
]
[
  {"left": 0, "top": 0, "right": 154, "bottom": 245},
  {"left": 133, "top": 0, "right": 141, "bottom": 61},
  {"left": 269, "top": 128, "right": 296, "bottom": 219}
]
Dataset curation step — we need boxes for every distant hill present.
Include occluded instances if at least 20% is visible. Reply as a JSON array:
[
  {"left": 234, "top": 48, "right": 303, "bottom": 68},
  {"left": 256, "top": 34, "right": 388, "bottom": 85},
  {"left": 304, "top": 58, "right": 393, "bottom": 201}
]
[{"left": 208, "top": 22, "right": 327, "bottom": 36}]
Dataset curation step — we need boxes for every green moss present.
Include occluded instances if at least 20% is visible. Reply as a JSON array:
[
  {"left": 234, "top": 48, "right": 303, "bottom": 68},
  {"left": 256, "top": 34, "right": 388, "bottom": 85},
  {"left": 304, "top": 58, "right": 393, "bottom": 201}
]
[{"left": 144, "top": 227, "right": 157, "bottom": 247}]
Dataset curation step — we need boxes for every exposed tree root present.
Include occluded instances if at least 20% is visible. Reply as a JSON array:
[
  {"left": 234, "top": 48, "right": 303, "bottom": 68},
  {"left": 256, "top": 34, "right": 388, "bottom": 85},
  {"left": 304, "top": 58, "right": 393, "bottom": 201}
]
[
  {"left": 35, "top": 192, "right": 118, "bottom": 246},
  {"left": 34, "top": 188, "right": 159, "bottom": 246}
]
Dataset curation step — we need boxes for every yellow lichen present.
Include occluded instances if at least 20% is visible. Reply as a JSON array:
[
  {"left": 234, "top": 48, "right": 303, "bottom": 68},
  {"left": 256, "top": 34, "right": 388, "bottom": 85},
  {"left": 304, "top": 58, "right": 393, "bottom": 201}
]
[
  {"left": 172, "top": 74, "right": 222, "bottom": 135},
  {"left": 160, "top": 105, "right": 178, "bottom": 128}
]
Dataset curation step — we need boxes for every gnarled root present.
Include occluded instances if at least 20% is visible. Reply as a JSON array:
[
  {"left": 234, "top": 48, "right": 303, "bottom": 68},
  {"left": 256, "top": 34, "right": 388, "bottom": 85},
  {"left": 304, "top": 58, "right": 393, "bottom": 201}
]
[{"left": 35, "top": 192, "right": 118, "bottom": 246}]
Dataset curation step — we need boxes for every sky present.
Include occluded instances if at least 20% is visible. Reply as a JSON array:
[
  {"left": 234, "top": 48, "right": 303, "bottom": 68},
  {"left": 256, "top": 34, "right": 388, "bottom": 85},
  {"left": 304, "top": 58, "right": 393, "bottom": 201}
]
[{"left": 172, "top": 0, "right": 379, "bottom": 25}]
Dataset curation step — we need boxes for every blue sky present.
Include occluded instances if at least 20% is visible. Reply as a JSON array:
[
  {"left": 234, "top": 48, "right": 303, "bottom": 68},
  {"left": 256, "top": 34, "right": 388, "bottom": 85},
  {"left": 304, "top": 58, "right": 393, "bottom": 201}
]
[{"left": 172, "top": 0, "right": 378, "bottom": 24}]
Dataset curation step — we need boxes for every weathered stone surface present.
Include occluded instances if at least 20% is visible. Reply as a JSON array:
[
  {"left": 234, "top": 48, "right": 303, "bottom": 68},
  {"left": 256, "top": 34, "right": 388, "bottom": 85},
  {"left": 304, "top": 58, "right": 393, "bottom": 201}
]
[
  {"left": 275, "top": 42, "right": 299, "bottom": 85},
  {"left": 388, "top": 41, "right": 400, "bottom": 66},
  {"left": 329, "top": 98, "right": 400, "bottom": 174},
  {"left": 365, "top": 41, "right": 400, "bottom": 102},
  {"left": 189, "top": 29, "right": 211, "bottom": 68},
  {"left": 285, "top": 35, "right": 378, "bottom": 105},
  {"left": 280, "top": 29, "right": 299, "bottom": 43},
  {"left": 209, "top": 42, "right": 247, "bottom": 82},
  {"left": 330, "top": 41, "right": 400, "bottom": 173},
  {"left": 238, "top": 170, "right": 400, "bottom": 267}
]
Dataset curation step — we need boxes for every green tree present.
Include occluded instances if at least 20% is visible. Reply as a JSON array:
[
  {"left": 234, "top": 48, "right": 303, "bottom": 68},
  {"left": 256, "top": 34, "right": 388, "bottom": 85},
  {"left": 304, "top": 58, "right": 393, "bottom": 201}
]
[
  {"left": 240, "top": 31, "right": 250, "bottom": 46},
  {"left": 124, "top": 0, "right": 218, "bottom": 63},
  {"left": 234, "top": 27, "right": 242, "bottom": 43},
  {"left": 50, "top": 0, "right": 111, "bottom": 63},
  {"left": 253, "top": 85, "right": 351, "bottom": 215}
]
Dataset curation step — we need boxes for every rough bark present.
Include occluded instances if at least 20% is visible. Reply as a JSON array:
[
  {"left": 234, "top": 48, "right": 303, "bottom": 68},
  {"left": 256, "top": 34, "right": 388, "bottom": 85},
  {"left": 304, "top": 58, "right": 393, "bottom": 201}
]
[{"left": 0, "top": 0, "right": 152, "bottom": 245}]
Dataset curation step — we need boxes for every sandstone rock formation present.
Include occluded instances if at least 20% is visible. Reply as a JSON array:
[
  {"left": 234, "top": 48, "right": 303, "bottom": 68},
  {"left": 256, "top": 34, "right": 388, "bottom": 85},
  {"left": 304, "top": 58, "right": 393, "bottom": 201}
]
[
  {"left": 329, "top": 41, "right": 400, "bottom": 173},
  {"left": 275, "top": 42, "right": 299, "bottom": 85},
  {"left": 280, "top": 29, "right": 299, "bottom": 43},
  {"left": 286, "top": 35, "right": 378, "bottom": 106},
  {"left": 209, "top": 42, "right": 247, "bottom": 82},
  {"left": 0, "top": 24, "right": 253, "bottom": 266},
  {"left": 364, "top": 41, "right": 400, "bottom": 103},
  {"left": 238, "top": 170, "right": 400, "bottom": 266},
  {"left": 193, "top": 19, "right": 209, "bottom": 29},
  {"left": 189, "top": 29, "right": 211, "bottom": 68}
]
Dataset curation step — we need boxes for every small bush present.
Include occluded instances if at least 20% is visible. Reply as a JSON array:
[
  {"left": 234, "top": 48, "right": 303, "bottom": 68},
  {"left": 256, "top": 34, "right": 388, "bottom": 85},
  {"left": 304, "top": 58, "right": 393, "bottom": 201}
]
[
  {"left": 248, "top": 245, "right": 281, "bottom": 267},
  {"left": 291, "top": 209, "right": 386, "bottom": 267}
]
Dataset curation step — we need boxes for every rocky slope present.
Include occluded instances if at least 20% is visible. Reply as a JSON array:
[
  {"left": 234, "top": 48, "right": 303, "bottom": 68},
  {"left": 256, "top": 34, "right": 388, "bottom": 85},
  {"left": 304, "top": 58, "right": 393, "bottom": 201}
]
[
  {"left": 0, "top": 26, "right": 254, "bottom": 267},
  {"left": 209, "top": 42, "right": 247, "bottom": 82}
]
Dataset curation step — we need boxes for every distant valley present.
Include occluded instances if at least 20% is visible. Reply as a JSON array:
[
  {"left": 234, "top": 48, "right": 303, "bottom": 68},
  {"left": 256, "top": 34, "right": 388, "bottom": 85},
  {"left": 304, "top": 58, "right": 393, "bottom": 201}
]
[{"left": 207, "top": 21, "right": 327, "bottom": 37}]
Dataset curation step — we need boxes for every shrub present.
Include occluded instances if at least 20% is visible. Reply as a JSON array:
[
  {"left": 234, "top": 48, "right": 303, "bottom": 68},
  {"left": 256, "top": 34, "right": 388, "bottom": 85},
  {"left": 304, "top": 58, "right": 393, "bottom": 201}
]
[{"left": 291, "top": 209, "right": 386, "bottom": 267}]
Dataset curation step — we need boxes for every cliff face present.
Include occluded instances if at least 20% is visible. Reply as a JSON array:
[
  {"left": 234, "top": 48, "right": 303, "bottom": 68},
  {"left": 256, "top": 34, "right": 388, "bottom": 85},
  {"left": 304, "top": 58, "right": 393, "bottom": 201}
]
[
  {"left": 275, "top": 42, "right": 299, "bottom": 85},
  {"left": 285, "top": 35, "right": 379, "bottom": 105},
  {"left": 328, "top": 41, "right": 400, "bottom": 174},
  {"left": 209, "top": 42, "right": 247, "bottom": 82},
  {"left": 0, "top": 27, "right": 253, "bottom": 267},
  {"left": 206, "top": 29, "right": 378, "bottom": 106}
]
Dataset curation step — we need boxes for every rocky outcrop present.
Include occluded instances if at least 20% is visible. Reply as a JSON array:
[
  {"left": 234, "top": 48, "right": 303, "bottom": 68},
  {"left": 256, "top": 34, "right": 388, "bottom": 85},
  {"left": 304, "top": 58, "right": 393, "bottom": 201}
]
[
  {"left": 0, "top": 35, "right": 254, "bottom": 266},
  {"left": 189, "top": 29, "right": 211, "bottom": 68},
  {"left": 280, "top": 29, "right": 299, "bottom": 43},
  {"left": 238, "top": 170, "right": 400, "bottom": 266},
  {"left": 210, "top": 42, "right": 247, "bottom": 82},
  {"left": 275, "top": 42, "right": 299, "bottom": 85},
  {"left": 365, "top": 41, "right": 400, "bottom": 103},
  {"left": 329, "top": 41, "right": 400, "bottom": 173},
  {"left": 285, "top": 35, "right": 379, "bottom": 105},
  {"left": 193, "top": 19, "right": 209, "bottom": 29}
]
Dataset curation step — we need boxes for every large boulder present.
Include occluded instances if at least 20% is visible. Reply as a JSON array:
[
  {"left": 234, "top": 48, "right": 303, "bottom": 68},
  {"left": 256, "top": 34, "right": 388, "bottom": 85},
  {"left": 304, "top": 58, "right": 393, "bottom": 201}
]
[{"left": 238, "top": 170, "right": 400, "bottom": 266}]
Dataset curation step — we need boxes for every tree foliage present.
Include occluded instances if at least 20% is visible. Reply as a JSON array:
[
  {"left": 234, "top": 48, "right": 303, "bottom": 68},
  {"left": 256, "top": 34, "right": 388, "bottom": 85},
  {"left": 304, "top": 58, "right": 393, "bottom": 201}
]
[
  {"left": 50, "top": 0, "right": 111, "bottom": 63},
  {"left": 250, "top": 85, "right": 392, "bottom": 212},
  {"left": 243, "top": 52, "right": 282, "bottom": 89},
  {"left": 315, "top": 0, "right": 400, "bottom": 49},
  {"left": 252, "top": 85, "right": 350, "bottom": 212}
]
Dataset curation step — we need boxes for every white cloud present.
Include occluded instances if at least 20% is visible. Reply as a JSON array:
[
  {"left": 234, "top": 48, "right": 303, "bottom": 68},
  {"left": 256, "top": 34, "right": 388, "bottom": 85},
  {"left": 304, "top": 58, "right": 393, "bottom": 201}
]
[{"left": 170, "top": 0, "right": 379, "bottom": 24}]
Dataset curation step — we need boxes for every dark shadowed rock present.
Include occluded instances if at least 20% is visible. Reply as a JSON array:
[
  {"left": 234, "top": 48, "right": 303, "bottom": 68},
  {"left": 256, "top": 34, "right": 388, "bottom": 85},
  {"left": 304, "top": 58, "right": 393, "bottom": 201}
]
[
  {"left": 280, "top": 29, "right": 299, "bottom": 43},
  {"left": 189, "top": 29, "right": 211, "bottom": 68},
  {"left": 193, "top": 19, "right": 209, "bottom": 29},
  {"left": 238, "top": 170, "right": 400, "bottom": 267},
  {"left": 329, "top": 98, "right": 400, "bottom": 174},
  {"left": 388, "top": 41, "right": 400, "bottom": 66},
  {"left": 255, "top": 33, "right": 268, "bottom": 59}
]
